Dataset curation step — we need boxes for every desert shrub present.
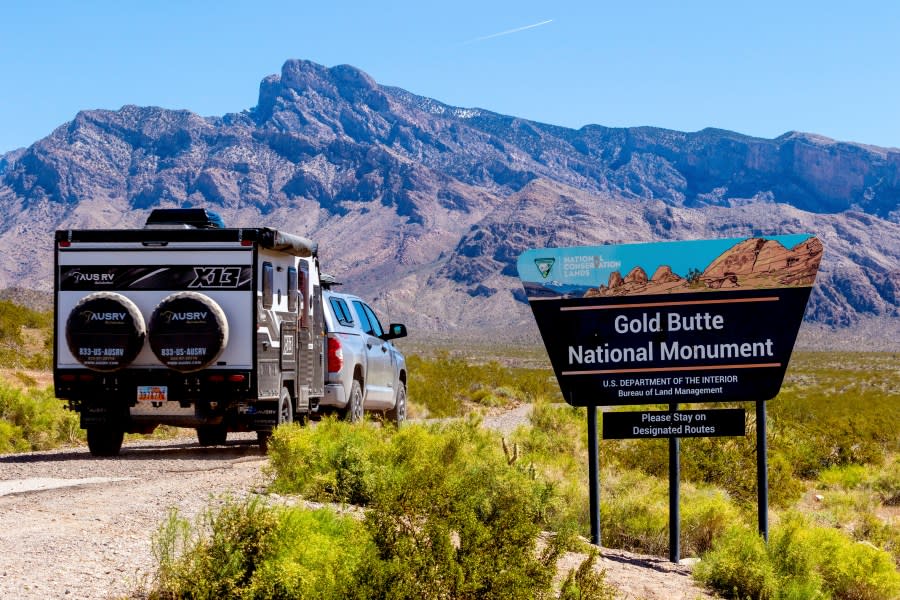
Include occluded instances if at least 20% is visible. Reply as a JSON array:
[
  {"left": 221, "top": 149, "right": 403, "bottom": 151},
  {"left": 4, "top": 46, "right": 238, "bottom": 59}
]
[
  {"left": 0, "top": 382, "right": 82, "bottom": 451},
  {"left": 873, "top": 457, "right": 900, "bottom": 506},
  {"left": 0, "top": 419, "right": 28, "bottom": 453},
  {"left": 406, "top": 352, "right": 561, "bottom": 417},
  {"left": 818, "top": 464, "right": 871, "bottom": 490},
  {"left": 240, "top": 508, "right": 375, "bottom": 599},
  {"left": 680, "top": 486, "right": 742, "bottom": 556},
  {"left": 0, "top": 300, "right": 52, "bottom": 369},
  {"left": 604, "top": 413, "right": 805, "bottom": 509},
  {"left": 151, "top": 499, "right": 374, "bottom": 600},
  {"left": 557, "top": 549, "right": 619, "bottom": 600},
  {"left": 694, "top": 525, "right": 778, "bottom": 599},
  {"left": 152, "top": 496, "right": 280, "bottom": 598},
  {"left": 772, "top": 353, "right": 900, "bottom": 477},
  {"left": 853, "top": 512, "right": 900, "bottom": 568},
  {"left": 268, "top": 418, "right": 567, "bottom": 599},
  {"left": 267, "top": 418, "right": 389, "bottom": 504},
  {"left": 600, "top": 469, "right": 669, "bottom": 555},
  {"left": 696, "top": 514, "right": 900, "bottom": 600},
  {"left": 801, "top": 522, "right": 900, "bottom": 600}
]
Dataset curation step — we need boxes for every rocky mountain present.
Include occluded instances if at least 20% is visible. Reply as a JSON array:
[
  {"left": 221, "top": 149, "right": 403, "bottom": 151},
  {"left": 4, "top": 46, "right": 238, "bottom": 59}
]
[{"left": 0, "top": 59, "right": 898, "bottom": 347}]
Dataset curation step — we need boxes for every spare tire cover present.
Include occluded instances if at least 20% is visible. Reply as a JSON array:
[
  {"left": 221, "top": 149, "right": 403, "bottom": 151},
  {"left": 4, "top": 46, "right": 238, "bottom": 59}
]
[
  {"left": 65, "top": 292, "right": 146, "bottom": 372},
  {"left": 148, "top": 292, "right": 229, "bottom": 372}
]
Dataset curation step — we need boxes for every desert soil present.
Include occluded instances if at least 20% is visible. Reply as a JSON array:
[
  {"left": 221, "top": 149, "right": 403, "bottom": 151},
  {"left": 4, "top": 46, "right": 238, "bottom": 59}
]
[{"left": 0, "top": 408, "right": 716, "bottom": 600}]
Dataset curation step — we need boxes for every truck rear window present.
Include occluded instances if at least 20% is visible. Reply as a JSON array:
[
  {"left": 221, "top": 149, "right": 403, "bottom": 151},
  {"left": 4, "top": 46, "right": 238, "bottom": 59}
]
[{"left": 329, "top": 297, "right": 354, "bottom": 327}]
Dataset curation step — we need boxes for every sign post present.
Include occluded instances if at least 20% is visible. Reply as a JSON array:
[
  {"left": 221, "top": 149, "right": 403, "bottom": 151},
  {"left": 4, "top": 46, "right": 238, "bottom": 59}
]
[
  {"left": 588, "top": 405, "right": 600, "bottom": 546},
  {"left": 518, "top": 235, "right": 822, "bottom": 557},
  {"left": 669, "top": 402, "right": 680, "bottom": 563},
  {"left": 757, "top": 400, "right": 769, "bottom": 541}
]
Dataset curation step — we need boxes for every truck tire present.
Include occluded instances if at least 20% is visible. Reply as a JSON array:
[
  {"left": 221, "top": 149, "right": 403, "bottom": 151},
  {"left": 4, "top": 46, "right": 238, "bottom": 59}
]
[
  {"left": 386, "top": 382, "right": 407, "bottom": 426},
  {"left": 343, "top": 379, "right": 364, "bottom": 423},
  {"left": 278, "top": 387, "right": 294, "bottom": 426},
  {"left": 65, "top": 292, "right": 146, "bottom": 372},
  {"left": 196, "top": 425, "right": 227, "bottom": 446},
  {"left": 86, "top": 426, "right": 124, "bottom": 457},
  {"left": 148, "top": 292, "right": 229, "bottom": 373}
]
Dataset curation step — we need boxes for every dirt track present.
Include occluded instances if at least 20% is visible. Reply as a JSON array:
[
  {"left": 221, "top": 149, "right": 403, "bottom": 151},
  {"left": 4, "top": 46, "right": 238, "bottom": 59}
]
[{"left": 0, "top": 434, "right": 269, "bottom": 599}]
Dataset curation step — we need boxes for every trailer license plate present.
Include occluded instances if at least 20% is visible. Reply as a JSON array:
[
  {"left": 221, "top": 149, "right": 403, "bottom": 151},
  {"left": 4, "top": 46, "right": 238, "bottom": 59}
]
[{"left": 137, "top": 386, "right": 168, "bottom": 402}]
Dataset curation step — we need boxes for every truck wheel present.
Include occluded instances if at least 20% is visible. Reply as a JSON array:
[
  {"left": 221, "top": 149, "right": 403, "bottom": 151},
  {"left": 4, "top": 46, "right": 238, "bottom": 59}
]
[
  {"left": 148, "top": 292, "right": 229, "bottom": 373},
  {"left": 257, "top": 388, "right": 293, "bottom": 452},
  {"left": 86, "top": 426, "right": 124, "bottom": 457},
  {"left": 196, "top": 425, "right": 227, "bottom": 446},
  {"left": 65, "top": 292, "right": 146, "bottom": 372},
  {"left": 386, "top": 383, "right": 407, "bottom": 426},
  {"left": 278, "top": 387, "right": 294, "bottom": 425},
  {"left": 343, "top": 379, "right": 364, "bottom": 423}
]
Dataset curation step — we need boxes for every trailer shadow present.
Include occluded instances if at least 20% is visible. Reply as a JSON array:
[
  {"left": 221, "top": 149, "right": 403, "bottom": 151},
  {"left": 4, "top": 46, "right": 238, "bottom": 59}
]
[{"left": 0, "top": 439, "right": 265, "bottom": 464}]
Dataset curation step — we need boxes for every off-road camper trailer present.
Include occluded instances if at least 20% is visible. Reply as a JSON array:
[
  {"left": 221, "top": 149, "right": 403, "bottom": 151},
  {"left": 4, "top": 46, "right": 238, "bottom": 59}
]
[{"left": 54, "top": 209, "right": 325, "bottom": 455}]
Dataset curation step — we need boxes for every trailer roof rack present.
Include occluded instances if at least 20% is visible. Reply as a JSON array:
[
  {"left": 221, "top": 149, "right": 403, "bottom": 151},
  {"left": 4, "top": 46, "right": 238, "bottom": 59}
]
[{"left": 320, "top": 273, "right": 342, "bottom": 289}]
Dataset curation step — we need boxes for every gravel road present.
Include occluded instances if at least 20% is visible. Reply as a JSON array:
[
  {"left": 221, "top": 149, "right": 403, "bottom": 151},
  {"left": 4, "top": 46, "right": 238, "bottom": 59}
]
[{"left": 0, "top": 433, "right": 269, "bottom": 600}]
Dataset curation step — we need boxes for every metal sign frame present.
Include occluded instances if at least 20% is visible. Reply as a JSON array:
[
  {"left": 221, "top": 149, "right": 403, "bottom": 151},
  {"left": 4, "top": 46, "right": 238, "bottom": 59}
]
[{"left": 518, "top": 235, "right": 822, "bottom": 560}]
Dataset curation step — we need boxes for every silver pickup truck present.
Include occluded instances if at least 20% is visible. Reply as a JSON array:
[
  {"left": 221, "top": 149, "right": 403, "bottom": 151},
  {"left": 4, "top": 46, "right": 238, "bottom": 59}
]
[{"left": 321, "top": 289, "right": 408, "bottom": 423}]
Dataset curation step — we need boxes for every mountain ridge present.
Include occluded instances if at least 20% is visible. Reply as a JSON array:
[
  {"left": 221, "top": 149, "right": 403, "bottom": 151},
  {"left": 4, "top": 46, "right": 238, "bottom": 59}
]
[{"left": 0, "top": 59, "right": 898, "bottom": 346}]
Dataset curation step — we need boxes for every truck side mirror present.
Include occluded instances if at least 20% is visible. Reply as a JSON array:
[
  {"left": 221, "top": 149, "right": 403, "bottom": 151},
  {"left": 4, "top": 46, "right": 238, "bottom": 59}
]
[{"left": 381, "top": 323, "right": 407, "bottom": 341}]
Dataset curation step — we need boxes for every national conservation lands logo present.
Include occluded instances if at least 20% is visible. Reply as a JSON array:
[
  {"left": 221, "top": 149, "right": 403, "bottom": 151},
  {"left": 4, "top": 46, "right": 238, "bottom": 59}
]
[{"left": 534, "top": 258, "right": 555, "bottom": 279}]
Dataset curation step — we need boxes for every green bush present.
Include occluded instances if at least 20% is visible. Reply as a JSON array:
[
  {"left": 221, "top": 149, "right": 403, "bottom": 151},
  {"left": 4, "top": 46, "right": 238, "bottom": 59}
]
[
  {"left": 0, "top": 419, "right": 28, "bottom": 453},
  {"left": 267, "top": 419, "right": 389, "bottom": 504},
  {"left": 694, "top": 525, "right": 778, "bottom": 599},
  {"left": 0, "top": 299, "right": 52, "bottom": 369},
  {"left": 557, "top": 549, "right": 619, "bottom": 600},
  {"left": 873, "top": 457, "right": 900, "bottom": 506},
  {"left": 268, "top": 418, "right": 568, "bottom": 599},
  {"left": 151, "top": 498, "right": 376, "bottom": 600},
  {"left": 0, "top": 382, "right": 82, "bottom": 451},
  {"left": 696, "top": 514, "right": 900, "bottom": 600},
  {"left": 406, "top": 352, "right": 561, "bottom": 417}
]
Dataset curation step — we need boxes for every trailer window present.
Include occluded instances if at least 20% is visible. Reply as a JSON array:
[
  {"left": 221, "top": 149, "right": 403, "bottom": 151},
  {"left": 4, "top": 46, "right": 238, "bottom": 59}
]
[
  {"left": 287, "top": 267, "right": 298, "bottom": 313},
  {"left": 329, "top": 297, "right": 354, "bottom": 327},
  {"left": 262, "top": 262, "right": 274, "bottom": 309}
]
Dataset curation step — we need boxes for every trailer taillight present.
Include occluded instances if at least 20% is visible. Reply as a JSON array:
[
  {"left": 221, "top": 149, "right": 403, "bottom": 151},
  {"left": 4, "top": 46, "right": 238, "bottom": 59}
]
[
  {"left": 327, "top": 336, "right": 344, "bottom": 373},
  {"left": 59, "top": 241, "right": 71, "bottom": 247},
  {"left": 208, "top": 374, "right": 246, "bottom": 383}
]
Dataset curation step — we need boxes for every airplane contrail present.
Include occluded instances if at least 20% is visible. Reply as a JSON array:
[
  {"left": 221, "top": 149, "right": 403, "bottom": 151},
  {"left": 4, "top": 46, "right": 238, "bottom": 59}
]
[{"left": 464, "top": 19, "right": 554, "bottom": 44}]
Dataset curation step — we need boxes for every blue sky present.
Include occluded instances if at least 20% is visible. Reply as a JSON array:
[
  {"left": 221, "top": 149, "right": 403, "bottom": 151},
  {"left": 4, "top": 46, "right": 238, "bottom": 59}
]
[{"left": 1, "top": 1, "right": 898, "bottom": 154}]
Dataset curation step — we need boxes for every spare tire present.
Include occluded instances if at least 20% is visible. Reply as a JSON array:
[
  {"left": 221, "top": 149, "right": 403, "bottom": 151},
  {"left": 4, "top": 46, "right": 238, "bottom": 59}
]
[
  {"left": 148, "top": 292, "right": 229, "bottom": 372},
  {"left": 65, "top": 292, "right": 146, "bottom": 372}
]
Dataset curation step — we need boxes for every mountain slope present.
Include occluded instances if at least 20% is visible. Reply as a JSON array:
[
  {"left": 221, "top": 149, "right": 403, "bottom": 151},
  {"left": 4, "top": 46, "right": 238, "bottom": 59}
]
[{"left": 0, "top": 59, "right": 898, "bottom": 343}]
